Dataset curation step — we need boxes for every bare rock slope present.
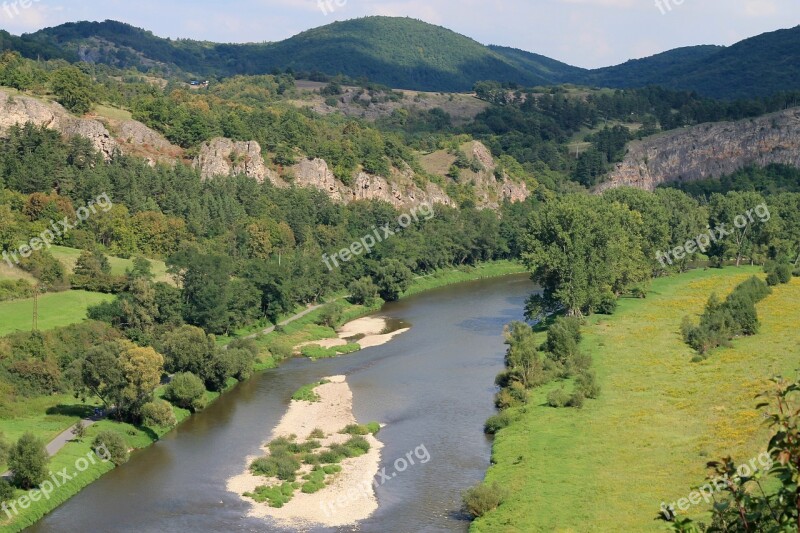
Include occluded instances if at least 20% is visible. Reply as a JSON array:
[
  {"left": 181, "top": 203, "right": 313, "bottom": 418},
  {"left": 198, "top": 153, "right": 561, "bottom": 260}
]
[{"left": 600, "top": 108, "right": 800, "bottom": 192}]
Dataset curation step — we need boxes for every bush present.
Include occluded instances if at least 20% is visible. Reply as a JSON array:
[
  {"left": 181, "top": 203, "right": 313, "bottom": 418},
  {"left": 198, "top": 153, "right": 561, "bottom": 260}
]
[
  {"left": 462, "top": 482, "right": 508, "bottom": 518},
  {"left": 8, "top": 433, "right": 48, "bottom": 489},
  {"left": 93, "top": 430, "right": 129, "bottom": 466},
  {"left": 316, "top": 302, "right": 344, "bottom": 328},
  {"left": 244, "top": 482, "right": 295, "bottom": 507},
  {"left": 340, "top": 422, "right": 380, "bottom": 435},
  {"left": 0, "top": 478, "right": 14, "bottom": 503},
  {"left": 547, "top": 387, "right": 570, "bottom": 408},
  {"left": 141, "top": 399, "right": 177, "bottom": 428},
  {"left": 309, "top": 428, "right": 325, "bottom": 439},
  {"left": 596, "top": 291, "right": 618, "bottom": 315},
  {"left": 164, "top": 372, "right": 207, "bottom": 411},
  {"left": 348, "top": 277, "right": 379, "bottom": 305},
  {"left": 567, "top": 391, "right": 586, "bottom": 409},
  {"left": 575, "top": 371, "right": 601, "bottom": 399},
  {"left": 777, "top": 263, "right": 793, "bottom": 284},
  {"left": 250, "top": 453, "right": 301, "bottom": 481},
  {"left": 545, "top": 317, "right": 581, "bottom": 364},
  {"left": 484, "top": 411, "right": 514, "bottom": 435}
]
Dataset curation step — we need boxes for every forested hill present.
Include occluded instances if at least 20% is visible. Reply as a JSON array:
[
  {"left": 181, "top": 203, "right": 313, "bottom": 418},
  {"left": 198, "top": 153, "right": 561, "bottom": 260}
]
[{"left": 3, "top": 18, "right": 800, "bottom": 98}]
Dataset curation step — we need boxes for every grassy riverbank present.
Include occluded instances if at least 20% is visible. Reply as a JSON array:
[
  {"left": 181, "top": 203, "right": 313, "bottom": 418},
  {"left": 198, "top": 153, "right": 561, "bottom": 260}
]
[
  {"left": 472, "top": 268, "right": 800, "bottom": 532},
  {"left": 0, "top": 259, "right": 524, "bottom": 532}
]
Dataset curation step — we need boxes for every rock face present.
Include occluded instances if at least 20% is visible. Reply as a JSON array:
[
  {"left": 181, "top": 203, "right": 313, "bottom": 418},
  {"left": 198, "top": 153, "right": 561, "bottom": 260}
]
[
  {"left": 194, "top": 138, "right": 281, "bottom": 185},
  {"left": 599, "top": 108, "right": 800, "bottom": 192},
  {"left": 0, "top": 90, "right": 119, "bottom": 159},
  {"left": 462, "top": 141, "right": 530, "bottom": 208}
]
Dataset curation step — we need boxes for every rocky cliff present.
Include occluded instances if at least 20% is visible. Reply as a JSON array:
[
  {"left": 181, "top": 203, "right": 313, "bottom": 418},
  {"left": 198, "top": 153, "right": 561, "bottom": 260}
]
[
  {"left": 0, "top": 89, "right": 529, "bottom": 209},
  {"left": 599, "top": 107, "right": 800, "bottom": 192},
  {"left": 0, "top": 90, "right": 119, "bottom": 159},
  {"left": 194, "top": 138, "right": 282, "bottom": 185}
]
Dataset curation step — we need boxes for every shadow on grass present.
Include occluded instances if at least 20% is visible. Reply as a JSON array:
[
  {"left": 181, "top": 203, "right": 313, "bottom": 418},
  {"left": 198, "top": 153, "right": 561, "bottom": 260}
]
[{"left": 45, "top": 404, "right": 95, "bottom": 418}]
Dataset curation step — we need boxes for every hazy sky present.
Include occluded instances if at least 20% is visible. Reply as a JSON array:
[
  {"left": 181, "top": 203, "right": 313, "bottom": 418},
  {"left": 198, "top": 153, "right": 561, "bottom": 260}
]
[{"left": 0, "top": 0, "right": 798, "bottom": 68}]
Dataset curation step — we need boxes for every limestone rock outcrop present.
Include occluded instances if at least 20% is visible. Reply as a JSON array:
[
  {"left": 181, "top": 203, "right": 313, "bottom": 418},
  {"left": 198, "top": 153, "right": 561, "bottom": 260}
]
[{"left": 599, "top": 108, "right": 800, "bottom": 192}]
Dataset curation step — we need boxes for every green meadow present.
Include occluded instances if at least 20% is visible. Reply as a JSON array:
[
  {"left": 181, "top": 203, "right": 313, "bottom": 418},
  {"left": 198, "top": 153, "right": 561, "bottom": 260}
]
[
  {"left": 0, "top": 290, "right": 115, "bottom": 337},
  {"left": 474, "top": 267, "right": 800, "bottom": 532}
]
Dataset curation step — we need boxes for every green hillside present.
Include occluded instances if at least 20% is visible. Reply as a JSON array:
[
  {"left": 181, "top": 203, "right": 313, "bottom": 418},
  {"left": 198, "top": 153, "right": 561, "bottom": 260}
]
[{"left": 7, "top": 18, "right": 799, "bottom": 97}]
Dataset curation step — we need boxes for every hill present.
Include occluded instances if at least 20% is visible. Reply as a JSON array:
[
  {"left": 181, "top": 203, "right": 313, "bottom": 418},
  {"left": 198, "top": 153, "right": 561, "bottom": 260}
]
[{"left": 7, "top": 18, "right": 800, "bottom": 98}]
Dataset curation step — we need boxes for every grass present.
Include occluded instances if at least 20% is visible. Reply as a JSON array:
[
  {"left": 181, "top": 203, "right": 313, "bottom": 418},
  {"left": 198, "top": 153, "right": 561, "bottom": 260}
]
[
  {"left": 92, "top": 103, "right": 133, "bottom": 121},
  {"left": 0, "top": 415, "right": 177, "bottom": 532},
  {"left": 300, "top": 342, "right": 361, "bottom": 359},
  {"left": 291, "top": 380, "right": 331, "bottom": 402},
  {"left": 403, "top": 260, "right": 526, "bottom": 298},
  {"left": 0, "top": 263, "right": 36, "bottom": 283},
  {"left": 0, "top": 290, "right": 115, "bottom": 336},
  {"left": 473, "top": 267, "right": 800, "bottom": 532},
  {"left": 49, "top": 246, "right": 170, "bottom": 282}
]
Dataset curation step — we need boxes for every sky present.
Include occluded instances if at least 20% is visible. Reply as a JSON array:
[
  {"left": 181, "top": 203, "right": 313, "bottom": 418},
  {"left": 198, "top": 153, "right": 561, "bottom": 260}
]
[{"left": 0, "top": 0, "right": 798, "bottom": 68}]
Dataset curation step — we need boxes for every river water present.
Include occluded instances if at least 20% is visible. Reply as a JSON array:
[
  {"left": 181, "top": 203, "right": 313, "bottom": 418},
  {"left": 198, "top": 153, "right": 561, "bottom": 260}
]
[{"left": 28, "top": 274, "right": 534, "bottom": 533}]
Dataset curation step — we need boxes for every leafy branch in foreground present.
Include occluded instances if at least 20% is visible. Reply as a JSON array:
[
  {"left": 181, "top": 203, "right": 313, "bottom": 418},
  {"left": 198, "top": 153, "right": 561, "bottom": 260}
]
[{"left": 664, "top": 377, "right": 800, "bottom": 532}]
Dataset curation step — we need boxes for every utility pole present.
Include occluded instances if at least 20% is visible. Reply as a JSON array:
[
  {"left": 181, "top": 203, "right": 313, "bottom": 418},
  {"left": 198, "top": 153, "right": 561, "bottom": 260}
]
[{"left": 32, "top": 284, "right": 40, "bottom": 331}]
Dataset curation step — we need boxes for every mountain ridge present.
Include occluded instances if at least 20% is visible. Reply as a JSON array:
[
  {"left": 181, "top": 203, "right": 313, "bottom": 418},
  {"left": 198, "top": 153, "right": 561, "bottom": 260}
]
[{"left": 3, "top": 17, "right": 799, "bottom": 98}]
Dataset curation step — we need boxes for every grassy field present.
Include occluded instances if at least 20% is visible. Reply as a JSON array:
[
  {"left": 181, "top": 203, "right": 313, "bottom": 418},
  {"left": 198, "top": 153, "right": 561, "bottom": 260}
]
[
  {"left": 49, "top": 245, "right": 170, "bottom": 282},
  {"left": 0, "top": 263, "right": 36, "bottom": 283},
  {"left": 0, "top": 290, "right": 115, "bottom": 336},
  {"left": 473, "top": 267, "right": 800, "bottom": 532}
]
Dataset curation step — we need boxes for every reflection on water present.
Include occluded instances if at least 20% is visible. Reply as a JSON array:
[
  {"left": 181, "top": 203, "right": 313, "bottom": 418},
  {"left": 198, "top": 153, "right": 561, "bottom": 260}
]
[{"left": 27, "top": 274, "right": 535, "bottom": 533}]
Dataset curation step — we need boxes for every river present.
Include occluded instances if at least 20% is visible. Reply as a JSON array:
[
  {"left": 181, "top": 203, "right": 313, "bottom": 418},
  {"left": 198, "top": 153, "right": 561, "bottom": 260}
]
[{"left": 27, "top": 274, "right": 534, "bottom": 533}]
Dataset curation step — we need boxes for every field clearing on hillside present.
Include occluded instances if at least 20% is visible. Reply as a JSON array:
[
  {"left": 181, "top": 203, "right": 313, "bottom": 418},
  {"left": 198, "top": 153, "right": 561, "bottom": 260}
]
[
  {"left": 49, "top": 246, "right": 171, "bottom": 283},
  {"left": 474, "top": 268, "right": 800, "bottom": 532},
  {"left": 0, "top": 290, "right": 115, "bottom": 336},
  {"left": 0, "top": 262, "right": 36, "bottom": 283}
]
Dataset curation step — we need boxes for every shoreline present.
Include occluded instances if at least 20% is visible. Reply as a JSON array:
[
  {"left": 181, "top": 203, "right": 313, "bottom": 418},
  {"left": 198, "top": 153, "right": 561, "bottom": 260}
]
[
  {"left": 227, "top": 376, "right": 383, "bottom": 528},
  {"left": 5, "top": 261, "right": 525, "bottom": 532}
]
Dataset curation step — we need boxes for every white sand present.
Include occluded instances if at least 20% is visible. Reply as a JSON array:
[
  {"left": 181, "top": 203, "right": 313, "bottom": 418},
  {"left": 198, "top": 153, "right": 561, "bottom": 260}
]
[
  {"left": 297, "top": 316, "right": 410, "bottom": 354},
  {"left": 226, "top": 376, "right": 383, "bottom": 529}
]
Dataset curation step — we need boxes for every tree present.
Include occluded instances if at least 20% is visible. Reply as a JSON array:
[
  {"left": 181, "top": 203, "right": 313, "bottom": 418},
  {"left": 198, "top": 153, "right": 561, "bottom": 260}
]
[
  {"left": 71, "top": 420, "right": 86, "bottom": 441},
  {"left": 118, "top": 345, "right": 164, "bottom": 421},
  {"left": 8, "top": 433, "right": 48, "bottom": 489},
  {"left": 373, "top": 259, "right": 413, "bottom": 301},
  {"left": 77, "top": 341, "right": 126, "bottom": 408},
  {"left": 51, "top": 66, "right": 95, "bottom": 115},
  {"left": 164, "top": 372, "right": 206, "bottom": 411},
  {"left": 92, "top": 431, "right": 129, "bottom": 466},
  {"left": 522, "top": 194, "right": 649, "bottom": 318},
  {"left": 141, "top": 400, "right": 177, "bottom": 428},
  {"left": 158, "top": 325, "right": 216, "bottom": 376},
  {"left": 348, "top": 276, "right": 379, "bottom": 305}
]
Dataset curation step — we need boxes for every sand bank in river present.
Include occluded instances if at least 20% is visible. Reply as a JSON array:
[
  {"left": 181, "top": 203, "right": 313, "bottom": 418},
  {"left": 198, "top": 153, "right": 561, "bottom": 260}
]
[
  {"left": 226, "top": 376, "right": 383, "bottom": 529},
  {"left": 296, "top": 316, "right": 410, "bottom": 353}
]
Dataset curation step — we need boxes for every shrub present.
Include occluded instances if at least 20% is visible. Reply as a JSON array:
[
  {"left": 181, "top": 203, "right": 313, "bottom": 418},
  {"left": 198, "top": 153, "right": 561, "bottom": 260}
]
[
  {"left": 547, "top": 387, "right": 570, "bottom": 408},
  {"left": 164, "top": 372, "right": 207, "bottom": 411},
  {"left": 0, "top": 478, "right": 14, "bottom": 502},
  {"left": 576, "top": 371, "right": 601, "bottom": 399},
  {"left": 315, "top": 302, "right": 344, "bottom": 328},
  {"left": 8, "top": 433, "right": 48, "bottom": 489},
  {"left": 484, "top": 411, "right": 514, "bottom": 435},
  {"left": 462, "top": 482, "right": 508, "bottom": 518},
  {"left": 348, "top": 277, "right": 379, "bottom": 305},
  {"left": 777, "top": 263, "right": 793, "bottom": 284},
  {"left": 141, "top": 399, "right": 177, "bottom": 428},
  {"left": 344, "top": 436, "right": 371, "bottom": 455},
  {"left": 309, "top": 428, "right": 325, "bottom": 439},
  {"left": 567, "top": 391, "right": 586, "bottom": 409},
  {"left": 596, "top": 291, "right": 618, "bottom": 315},
  {"left": 545, "top": 317, "right": 581, "bottom": 364},
  {"left": 250, "top": 453, "right": 301, "bottom": 481},
  {"left": 92, "top": 430, "right": 129, "bottom": 466},
  {"left": 244, "top": 482, "right": 295, "bottom": 507},
  {"left": 340, "top": 422, "right": 380, "bottom": 435}
]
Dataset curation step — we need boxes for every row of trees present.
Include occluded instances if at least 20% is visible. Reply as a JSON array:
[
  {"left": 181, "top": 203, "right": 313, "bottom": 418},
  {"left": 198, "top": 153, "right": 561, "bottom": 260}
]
[{"left": 521, "top": 188, "right": 800, "bottom": 319}]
